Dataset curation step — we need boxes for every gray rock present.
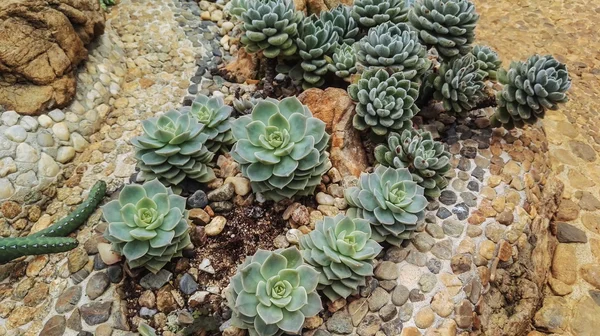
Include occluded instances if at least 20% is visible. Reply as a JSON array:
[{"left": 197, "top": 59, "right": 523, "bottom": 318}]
[
  {"left": 381, "top": 318, "right": 403, "bottom": 336},
  {"left": 368, "top": 287, "right": 389, "bottom": 312},
  {"left": 207, "top": 183, "right": 235, "bottom": 201},
  {"left": 187, "top": 190, "right": 208, "bottom": 208},
  {"left": 426, "top": 258, "right": 441, "bottom": 274},
  {"left": 411, "top": 232, "right": 435, "bottom": 252},
  {"left": 439, "top": 190, "right": 457, "bottom": 205},
  {"left": 431, "top": 239, "right": 453, "bottom": 260},
  {"left": 86, "top": 272, "right": 110, "bottom": 300},
  {"left": 398, "top": 302, "right": 413, "bottom": 322},
  {"left": 326, "top": 311, "right": 353, "bottom": 334},
  {"left": 374, "top": 261, "right": 398, "bottom": 280},
  {"left": 357, "top": 314, "right": 381, "bottom": 336},
  {"left": 391, "top": 285, "right": 409, "bottom": 306},
  {"left": 179, "top": 273, "right": 199, "bottom": 295},
  {"left": 425, "top": 223, "right": 444, "bottom": 239},
  {"left": 55, "top": 285, "right": 82, "bottom": 313},
  {"left": 409, "top": 289, "right": 424, "bottom": 302},
  {"left": 41, "top": 315, "right": 66, "bottom": 336},
  {"left": 405, "top": 250, "right": 427, "bottom": 267},
  {"left": 210, "top": 201, "right": 233, "bottom": 212},
  {"left": 66, "top": 308, "right": 82, "bottom": 331},
  {"left": 556, "top": 223, "right": 587, "bottom": 243},
  {"left": 379, "top": 303, "right": 397, "bottom": 322},
  {"left": 418, "top": 273, "right": 437, "bottom": 293},
  {"left": 443, "top": 219, "right": 465, "bottom": 237},
  {"left": 384, "top": 246, "right": 408, "bottom": 263},
  {"left": 140, "top": 269, "right": 173, "bottom": 289},
  {"left": 107, "top": 265, "right": 123, "bottom": 283},
  {"left": 140, "top": 307, "right": 158, "bottom": 318},
  {"left": 5, "top": 125, "right": 27, "bottom": 142},
  {"left": 80, "top": 301, "right": 112, "bottom": 325},
  {"left": 590, "top": 290, "right": 600, "bottom": 307},
  {"left": 71, "top": 268, "right": 90, "bottom": 284}
]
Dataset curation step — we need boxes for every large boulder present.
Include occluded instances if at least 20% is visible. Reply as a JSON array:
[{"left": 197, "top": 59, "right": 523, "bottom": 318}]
[
  {"left": 0, "top": 0, "right": 105, "bottom": 115},
  {"left": 299, "top": 88, "right": 368, "bottom": 178}
]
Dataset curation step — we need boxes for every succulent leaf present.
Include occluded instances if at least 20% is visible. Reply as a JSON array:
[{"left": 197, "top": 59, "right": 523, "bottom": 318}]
[
  {"left": 226, "top": 247, "right": 323, "bottom": 336},
  {"left": 352, "top": 0, "right": 410, "bottom": 28},
  {"left": 327, "top": 44, "right": 357, "bottom": 79},
  {"left": 187, "top": 94, "right": 235, "bottom": 153},
  {"left": 320, "top": 5, "right": 360, "bottom": 45},
  {"left": 471, "top": 45, "right": 502, "bottom": 80},
  {"left": 103, "top": 179, "right": 191, "bottom": 273}
]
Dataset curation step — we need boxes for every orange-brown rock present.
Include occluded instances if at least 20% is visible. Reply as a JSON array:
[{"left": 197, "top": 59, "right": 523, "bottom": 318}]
[
  {"left": 299, "top": 88, "right": 368, "bottom": 178},
  {"left": 0, "top": 0, "right": 105, "bottom": 115},
  {"left": 223, "top": 48, "right": 260, "bottom": 84}
]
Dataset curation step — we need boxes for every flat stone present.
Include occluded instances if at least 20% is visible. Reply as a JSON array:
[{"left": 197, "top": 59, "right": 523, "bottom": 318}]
[
  {"left": 590, "top": 290, "right": 600, "bottom": 307},
  {"left": 80, "top": 301, "right": 112, "bottom": 325},
  {"left": 379, "top": 303, "right": 397, "bottom": 322},
  {"left": 96, "top": 324, "right": 113, "bottom": 336},
  {"left": 555, "top": 199, "right": 579, "bottom": 221},
  {"left": 418, "top": 273, "right": 437, "bottom": 293},
  {"left": 55, "top": 286, "right": 82, "bottom": 313},
  {"left": 431, "top": 291, "right": 453, "bottom": 317},
  {"left": 86, "top": 272, "right": 110, "bottom": 300},
  {"left": 534, "top": 296, "right": 571, "bottom": 333},
  {"left": 5, "top": 125, "right": 27, "bottom": 142},
  {"left": 443, "top": 219, "right": 465, "bottom": 237},
  {"left": 187, "top": 190, "right": 208, "bottom": 208},
  {"left": 411, "top": 232, "right": 435, "bottom": 252},
  {"left": 348, "top": 298, "right": 368, "bottom": 326},
  {"left": 207, "top": 182, "right": 235, "bottom": 201},
  {"left": 409, "top": 289, "right": 424, "bottom": 302},
  {"left": 414, "top": 307, "right": 434, "bottom": 329},
  {"left": 140, "top": 269, "right": 173, "bottom": 289},
  {"left": 569, "top": 141, "right": 597, "bottom": 162},
  {"left": 368, "top": 287, "right": 390, "bottom": 312},
  {"left": 205, "top": 216, "right": 227, "bottom": 236},
  {"left": 326, "top": 310, "right": 353, "bottom": 334},
  {"left": 405, "top": 250, "right": 427, "bottom": 266},
  {"left": 374, "top": 261, "right": 398, "bottom": 280},
  {"left": 357, "top": 314, "right": 381, "bottom": 336},
  {"left": 579, "top": 191, "right": 600, "bottom": 211},
  {"left": 439, "top": 190, "right": 457, "bottom": 205},
  {"left": 454, "top": 300, "right": 473, "bottom": 329},
  {"left": 385, "top": 246, "right": 408, "bottom": 263},
  {"left": 156, "top": 286, "right": 178, "bottom": 313},
  {"left": 556, "top": 222, "right": 587, "bottom": 243},
  {"left": 426, "top": 223, "right": 444, "bottom": 239},
  {"left": 66, "top": 308, "right": 82, "bottom": 331},
  {"left": 572, "top": 297, "right": 600, "bottom": 336},
  {"left": 381, "top": 318, "right": 403, "bottom": 336},
  {"left": 179, "top": 273, "right": 199, "bottom": 295},
  {"left": 57, "top": 146, "right": 76, "bottom": 163},
  {"left": 107, "top": 265, "right": 123, "bottom": 283},
  {"left": 580, "top": 264, "right": 600, "bottom": 289},
  {"left": 16, "top": 142, "right": 39, "bottom": 162},
  {"left": 552, "top": 244, "right": 578, "bottom": 285},
  {"left": 431, "top": 239, "right": 453, "bottom": 260},
  {"left": 40, "top": 315, "right": 66, "bottom": 336}
]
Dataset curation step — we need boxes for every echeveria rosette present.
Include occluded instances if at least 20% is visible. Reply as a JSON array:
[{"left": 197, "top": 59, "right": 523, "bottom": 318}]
[
  {"left": 188, "top": 94, "right": 235, "bottom": 153},
  {"left": 471, "top": 45, "right": 502, "bottom": 80},
  {"left": 408, "top": 0, "right": 479, "bottom": 59},
  {"left": 344, "top": 166, "right": 428, "bottom": 246},
  {"left": 375, "top": 129, "right": 451, "bottom": 198},
  {"left": 348, "top": 68, "right": 420, "bottom": 137},
  {"left": 131, "top": 109, "right": 216, "bottom": 192},
  {"left": 431, "top": 54, "right": 485, "bottom": 115},
  {"left": 299, "top": 214, "right": 383, "bottom": 301},
  {"left": 239, "top": 0, "right": 303, "bottom": 58},
  {"left": 352, "top": 0, "right": 410, "bottom": 29},
  {"left": 327, "top": 43, "right": 357, "bottom": 79},
  {"left": 320, "top": 5, "right": 360, "bottom": 45},
  {"left": 230, "top": 97, "right": 331, "bottom": 201},
  {"left": 225, "top": 247, "right": 323, "bottom": 336},
  {"left": 356, "top": 22, "right": 429, "bottom": 79},
  {"left": 491, "top": 54, "right": 571, "bottom": 129},
  {"left": 102, "top": 179, "right": 191, "bottom": 273}
]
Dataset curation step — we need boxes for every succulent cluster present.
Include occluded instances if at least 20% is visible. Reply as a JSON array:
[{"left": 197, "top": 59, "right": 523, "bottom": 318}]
[
  {"left": 290, "top": 16, "right": 339, "bottom": 89},
  {"left": 471, "top": 45, "right": 502, "bottom": 80},
  {"left": 103, "top": 179, "right": 191, "bottom": 273},
  {"left": 345, "top": 166, "right": 428, "bottom": 246},
  {"left": 321, "top": 5, "right": 360, "bottom": 45},
  {"left": 100, "top": 0, "right": 116, "bottom": 10},
  {"left": 233, "top": 96, "right": 262, "bottom": 115},
  {"left": 299, "top": 214, "right": 383, "bottom": 301},
  {"left": 327, "top": 44, "right": 358, "bottom": 79},
  {"left": 409, "top": 0, "right": 479, "bottom": 59},
  {"left": 230, "top": 97, "right": 331, "bottom": 201},
  {"left": 352, "top": 0, "right": 410, "bottom": 28},
  {"left": 492, "top": 54, "right": 571, "bottom": 129},
  {"left": 375, "top": 129, "right": 451, "bottom": 197},
  {"left": 188, "top": 94, "right": 235, "bottom": 153},
  {"left": 239, "top": 0, "right": 303, "bottom": 58},
  {"left": 431, "top": 54, "right": 485, "bottom": 114},
  {"left": 356, "top": 22, "right": 429, "bottom": 79},
  {"left": 348, "top": 68, "right": 420, "bottom": 137},
  {"left": 229, "top": 0, "right": 249, "bottom": 18},
  {"left": 131, "top": 109, "right": 216, "bottom": 191},
  {"left": 225, "top": 248, "right": 322, "bottom": 336}
]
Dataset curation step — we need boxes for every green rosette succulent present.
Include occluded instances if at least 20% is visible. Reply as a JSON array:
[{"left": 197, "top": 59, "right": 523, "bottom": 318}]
[
  {"left": 492, "top": 54, "right": 571, "bottom": 129},
  {"left": 187, "top": 94, "right": 235, "bottom": 153},
  {"left": 320, "top": 5, "right": 360, "bottom": 45},
  {"left": 431, "top": 54, "right": 485, "bottom": 114},
  {"left": 345, "top": 166, "right": 428, "bottom": 246},
  {"left": 471, "top": 45, "right": 502, "bottom": 80},
  {"left": 230, "top": 97, "right": 331, "bottom": 201},
  {"left": 239, "top": 0, "right": 303, "bottom": 58},
  {"left": 352, "top": 0, "right": 410, "bottom": 28},
  {"left": 327, "top": 44, "right": 357, "bottom": 79},
  {"left": 408, "top": 0, "right": 479, "bottom": 59},
  {"left": 299, "top": 214, "right": 383, "bottom": 301},
  {"left": 348, "top": 68, "right": 420, "bottom": 137},
  {"left": 131, "top": 109, "right": 216, "bottom": 191},
  {"left": 356, "top": 22, "right": 428, "bottom": 79},
  {"left": 229, "top": 0, "right": 249, "bottom": 19},
  {"left": 375, "top": 130, "right": 451, "bottom": 198},
  {"left": 225, "top": 247, "right": 323, "bottom": 336},
  {"left": 102, "top": 179, "right": 191, "bottom": 273},
  {"left": 290, "top": 16, "right": 339, "bottom": 90}
]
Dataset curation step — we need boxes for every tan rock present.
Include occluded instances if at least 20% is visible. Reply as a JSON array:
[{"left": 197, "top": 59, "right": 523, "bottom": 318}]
[
  {"left": 582, "top": 213, "right": 600, "bottom": 235},
  {"left": 415, "top": 307, "right": 435, "bottom": 329},
  {"left": 580, "top": 264, "right": 600, "bottom": 289},
  {"left": 0, "top": 0, "right": 105, "bottom": 115},
  {"left": 401, "top": 327, "right": 422, "bottom": 336},
  {"left": 591, "top": 238, "right": 600, "bottom": 263},
  {"left": 548, "top": 277, "right": 573, "bottom": 296},
  {"left": 224, "top": 48, "right": 260, "bottom": 84},
  {"left": 571, "top": 297, "right": 600, "bottom": 336},
  {"left": 534, "top": 296, "right": 571, "bottom": 333},
  {"left": 554, "top": 199, "right": 579, "bottom": 221},
  {"left": 551, "top": 244, "right": 578, "bottom": 285},
  {"left": 299, "top": 88, "right": 368, "bottom": 177}
]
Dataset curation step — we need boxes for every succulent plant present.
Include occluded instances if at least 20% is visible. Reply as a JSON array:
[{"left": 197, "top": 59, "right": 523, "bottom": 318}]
[
  {"left": 352, "top": 0, "right": 410, "bottom": 28},
  {"left": 138, "top": 323, "right": 157, "bottom": 336},
  {"left": 299, "top": 214, "right": 383, "bottom": 301},
  {"left": 492, "top": 54, "right": 571, "bottom": 129},
  {"left": 233, "top": 96, "right": 263, "bottom": 115},
  {"left": 230, "top": 97, "right": 331, "bottom": 201},
  {"left": 102, "top": 179, "right": 191, "bottom": 273},
  {"left": 131, "top": 108, "right": 216, "bottom": 191},
  {"left": 431, "top": 54, "right": 485, "bottom": 114},
  {"left": 229, "top": 0, "right": 249, "bottom": 19},
  {"left": 100, "top": 0, "right": 116, "bottom": 10},
  {"left": 356, "top": 22, "right": 429, "bottom": 79},
  {"left": 238, "top": 0, "right": 303, "bottom": 58},
  {"left": 320, "top": 5, "right": 360, "bottom": 45},
  {"left": 289, "top": 15, "right": 339, "bottom": 90},
  {"left": 375, "top": 130, "right": 451, "bottom": 197},
  {"left": 471, "top": 45, "right": 502, "bottom": 80},
  {"left": 345, "top": 166, "right": 428, "bottom": 246},
  {"left": 187, "top": 94, "right": 235, "bottom": 153},
  {"left": 348, "top": 68, "right": 420, "bottom": 136},
  {"left": 327, "top": 44, "right": 357, "bottom": 79},
  {"left": 225, "top": 247, "right": 323, "bottom": 336},
  {"left": 408, "top": 0, "right": 479, "bottom": 59},
  {"left": 0, "top": 181, "right": 106, "bottom": 263}
]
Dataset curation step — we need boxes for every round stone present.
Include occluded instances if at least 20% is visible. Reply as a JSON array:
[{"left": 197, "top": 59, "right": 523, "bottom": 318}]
[
  {"left": 37, "top": 131, "right": 55, "bottom": 147},
  {"left": 418, "top": 273, "right": 437, "bottom": 293},
  {"left": 205, "top": 216, "right": 226, "bottom": 236},
  {"left": 1, "top": 111, "right": 20, "bottom": 126},
  {"left": 20, "top": 116, "right": 38, "bottom": 131},
  {"left": 38, "top": 153, "right": 60, "bottom": 177},
  {"left": 0, "top": 179, "right": 15, "bottom": 200},
  {"left": 57, "top": 146, "right": 76, "bottom": 163},
  {"left": 414, "top": 307, "right": 434, "bottom": 328},
  {"left": 5, "top": 125, "right": 27, "bottom": 142},
  {"left": 16, "top": 143, "right": 39, "bottom": 162},
  {"left": 86, "top": 272, "right": 110, "bottom": 300},
  {"left": 374, "top": 261, "right": 399, "bottom": 280},
  {"left": 48, "top": 109, "right": 66, "bottom": 122},
  {"left": 38, "top": 115, "right": 54, "bottom": 128},
  {"left": 52, "top": 122, "right": 70, "bottom": 141}
]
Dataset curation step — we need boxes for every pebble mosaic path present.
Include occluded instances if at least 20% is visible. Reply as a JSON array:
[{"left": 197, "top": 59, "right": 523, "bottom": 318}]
[{"left": 475, "top": 0, "right": 600, "bottom": 334}]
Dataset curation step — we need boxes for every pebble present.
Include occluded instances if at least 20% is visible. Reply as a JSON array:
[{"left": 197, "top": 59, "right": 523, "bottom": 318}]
[
  {"left": 205, "top": 216, "right": 227, "bottom": 236},
  {"left": 368, "top": 287, "right": 390, "bottom": 312},
  {"left": 80, "top": 301, "right": 112, "bottom": 325},
  {"left": 187, "top": 190, "right": 208, "bottom": 208},
  {"left": 414, "top": 307, "right": 435, "bottom": 328},
  {"left": 316, "top": 192, "right": 335, "bottom": 205},
  {"left": 556, "top": 222, "right": 587, "bottom": 243},
  {"left": 326, "top": 311, "right": 353, "bottom": 334},
  {"left": 391, "top": 285, "right": 409, "bottom": 306},
  {"left": 40, "top": 315, "right": 66, "bottom": 336},
  {"left": 179, "top": 273, "right": 199, "bottom": 295},
  {"left": 224, "top": 176, "right": 251, "bottom": 196},
  {"left": 55, "top": 285, "right": 82, "bottom": 313},
  {"left": 211, "top": 201, "right": 233, "bottom": 212},
  {"left": 348, "top": 298, "right": 368, "bottom": 326},
  {"left": 286, "top": 229, "right": 302, "bottom": 244},
  {"left": 107, "top": 265, "right": 123, "bottom": 283},
  {"left": 1, "top": 111, "right": 19, "bottom": 125},
  {"left": 199, "top": 258, "right": 215, "bottom": 274},
  {"left": 379, "top": 303, "right": 397, "bottom": 322},
  {"left": 374, "top": 261, "right": 399, "bottom": 280},
  {"left": 207, "top": 183, "right": 235, "bottom": 201},
  {"left": 86, "top": 272, "right": 110, "bottom": 299},
  {"left": 140, "top": 269, "right": 173, "bottom": 289},
  {"left": 5, "top": 125, "right": 27, "bottom": 142},
  {"left": 189, "top": 291, "right": 209, "bottom": 307}
]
